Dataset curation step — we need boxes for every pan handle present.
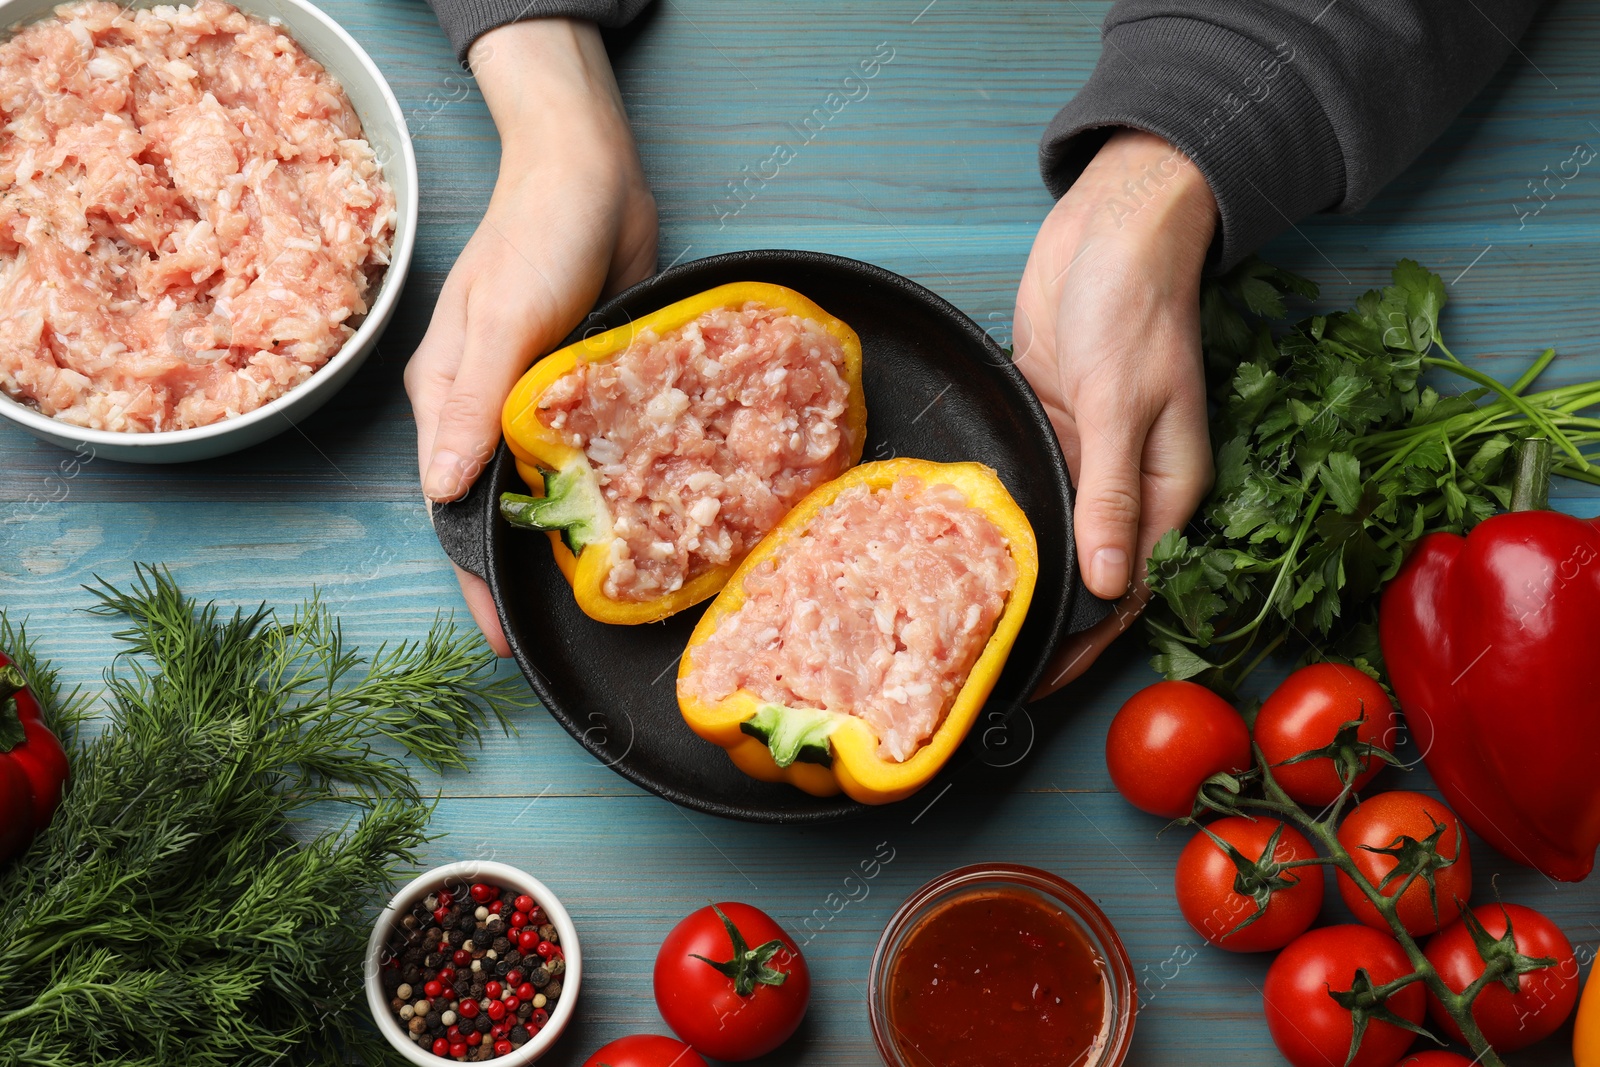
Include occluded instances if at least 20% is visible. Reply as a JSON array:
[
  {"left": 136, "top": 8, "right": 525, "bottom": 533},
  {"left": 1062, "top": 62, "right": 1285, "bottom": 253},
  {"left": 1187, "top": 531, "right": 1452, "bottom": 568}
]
[
  {"left": 1065, "top": 572, "right": 1115, "bottom": 636},
  {"left": 430, "top": 471, "right": 493, "bottom": 581}
]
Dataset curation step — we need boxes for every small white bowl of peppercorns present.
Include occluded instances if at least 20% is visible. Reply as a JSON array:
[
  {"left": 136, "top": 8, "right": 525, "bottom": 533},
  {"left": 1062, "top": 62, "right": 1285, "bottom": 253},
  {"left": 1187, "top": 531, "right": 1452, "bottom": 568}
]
[{"left": 366, "top": 861, "right": 582, "bottom": 1064}]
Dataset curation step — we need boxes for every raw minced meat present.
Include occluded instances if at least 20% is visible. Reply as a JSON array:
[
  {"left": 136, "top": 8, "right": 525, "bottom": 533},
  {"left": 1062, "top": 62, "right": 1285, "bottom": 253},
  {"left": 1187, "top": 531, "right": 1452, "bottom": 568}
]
[
  {"left": 539, "top": 302, "right": 855, "bottom": 602},
  {"left": 679, "top": 475, "right": 1019, "bottom": 762},
  {"left": 0, "top": 0, "right": 396, "bottom": 432}
]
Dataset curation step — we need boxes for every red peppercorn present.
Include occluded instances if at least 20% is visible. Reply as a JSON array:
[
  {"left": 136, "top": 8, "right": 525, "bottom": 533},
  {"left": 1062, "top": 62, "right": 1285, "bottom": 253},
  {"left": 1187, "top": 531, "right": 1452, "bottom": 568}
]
[
  {"left": 491, "top": 1022, "right": 510, "bottom": 1039},
  {"left": 432, "top": 1038, "right": 450, "bottom": 1057},
  {"left": 458, "top": 999, "right": 479, "bottom": 1020},
  {"left": 448, "top": 1025, "right": 461, "bottom": 1039},
  {"left": 527, "top": 907, "right": 545, "bottom": 925},
  {"left": 467, "top": 1032, "right": 482, "bottom": 1047},
  {"left": 531, "top": 1008, "right": 549, "bottom": 1027},
  {"left": 517, "top": 930, "right": 539, "bottom": 953},
  {"left": 449, "top": 1041, "right": 467, "bottom": 1059},
  {"left": 437, "top": 890, "right": 453, "bottom": 907},
  {"left": 484, "top": 981, "right": 502, "bottom": 1000},
  {"left": 486, "top": 1000, "right": 507, "bottom": 1022},
  {"left": 433, "top": 906, "right": 449, "bottom": 925},
  {"left": 489, "top": 900, "right": 504, "bottom": 914},
  {"left": 452, "top": 948, "right": 471, "bottom": 967},
  {"left": 524, "top": 1023, "right": 539, "bottom": 1039},
  {"left": 513, "top": 894, "right": 534, "bottom": 913},
  {"left": 506, "top": 969, "right": 524, "bottom": 986},
  {"left": 470, "top": 883, "right": 494, "bottom": 904},
  {"left": 424, "top": 980, "right": 443, "bottom": 999},
  {"left": 494, "top": 1040, "right": 513, "bottom": 1056},
  {"left": 503, "top": 996, "right": 520, "bottom": 1014},
  {"left": 509, "top": 912, "right": 528, "bottom": 930},
  {"left": 516, "top": 982, "right": 535, "bottom": 1001},
  {"left": 437, "top": 968, "right": 455, "bottom": 985},
  {"left": 535, "top": 941, "right": 555, "bottom": 959}
]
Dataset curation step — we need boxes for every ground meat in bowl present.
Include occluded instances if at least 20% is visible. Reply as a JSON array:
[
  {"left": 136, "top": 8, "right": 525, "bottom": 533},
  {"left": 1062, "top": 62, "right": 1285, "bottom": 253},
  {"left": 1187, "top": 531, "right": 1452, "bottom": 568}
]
[
  {"left": 539, "top": 302, "right": 856, "bottom": 602},
  {"left": 0, "top": 0, "right": 396, "bottom": 432},
  {"left": 679, "top": 475, "right": 1020, "bottom": 761}
]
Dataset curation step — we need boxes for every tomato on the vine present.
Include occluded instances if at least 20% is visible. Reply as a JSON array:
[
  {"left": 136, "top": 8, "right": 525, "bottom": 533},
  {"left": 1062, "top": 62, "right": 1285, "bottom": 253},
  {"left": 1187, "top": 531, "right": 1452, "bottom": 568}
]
[
  {"left": 580, "top": 1035, "right": 709, "bottom": 1067},
  {"left": 1256, "top": 663, "right": 1399, "bottom": 806},
  {"left": 1336, "top": 790, "right": 1472, "bottom": 936},
  {"left": 1175, "top": 816, "right": 1323, "bottom": 952},
  {"left": 654, "top": 902, "right": 809, "bottom": 1061},
  {"left": 1105, "top": 681, "right": 1253, "bottom": 818},
  {"left": 1264, "top": 924, "right": 1426, "bottom": 1067},
  {"left": 1424, "top": 903, "right": 1578, "bottom": 1051}
]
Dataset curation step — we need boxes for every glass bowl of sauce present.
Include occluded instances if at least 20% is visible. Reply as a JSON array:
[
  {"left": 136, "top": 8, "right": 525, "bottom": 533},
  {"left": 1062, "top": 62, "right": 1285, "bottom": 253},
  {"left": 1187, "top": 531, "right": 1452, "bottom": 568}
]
[{"left": 869, "top": 863, "right": 1135, "bottom": 1067}]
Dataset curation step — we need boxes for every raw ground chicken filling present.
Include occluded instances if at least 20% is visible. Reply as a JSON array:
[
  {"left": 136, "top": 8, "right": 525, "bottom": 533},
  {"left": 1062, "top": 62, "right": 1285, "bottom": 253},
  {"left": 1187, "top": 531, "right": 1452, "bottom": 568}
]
[
  {"left": 681, "top": 476, "right": 1019, "bottom": 762},
  {"left": 538, "top": 302, "right": 854, "bottom": 602},
  {"left": 0, "top": 0, "right": 396, "bottom": 432}
]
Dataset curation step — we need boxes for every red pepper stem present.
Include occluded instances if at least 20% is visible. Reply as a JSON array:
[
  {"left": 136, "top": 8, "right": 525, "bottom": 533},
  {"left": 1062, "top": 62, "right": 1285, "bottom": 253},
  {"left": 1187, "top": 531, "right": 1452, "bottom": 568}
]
[
  {"left": 0, "top": 664, "right": 25, "bottom": 704},
  {"left": 1509, "top": 436, "right": 1552, "bottom": 513}
]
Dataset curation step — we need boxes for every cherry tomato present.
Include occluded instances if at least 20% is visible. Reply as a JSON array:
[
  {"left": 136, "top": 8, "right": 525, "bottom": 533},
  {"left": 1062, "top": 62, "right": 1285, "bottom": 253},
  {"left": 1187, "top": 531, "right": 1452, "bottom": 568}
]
[
  {"left": 580, "top": 1035, "right": 709, "bottom": 1067},
  {"left": 1264, "top": 925, "right": 1426, "bottom": 1067},
  {"left": 1105, "top": 681, "right": 1252, "bottom": 818},
  {"left": 1337, "top": 791, "right": 1472, "bottom": 936},
  {"left": 1396, "top": 1054, "right": 1477, "bottom": 1067},
  {"left": 1424, "top": 903, "right": 1578, "bottom": 1051},
  {"left": 1175, "top": 816, "right": 1323, "bottom": 952},
  {"left": 1256, "top": 663, "right": 1398, "bottom": 806},
  {"left": 654, "top": 902, "right": 809, "bottom": 1061}
]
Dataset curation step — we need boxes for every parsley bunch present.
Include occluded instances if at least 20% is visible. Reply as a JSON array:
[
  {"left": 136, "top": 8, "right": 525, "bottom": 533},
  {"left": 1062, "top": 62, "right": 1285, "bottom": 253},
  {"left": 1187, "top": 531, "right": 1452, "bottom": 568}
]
[
  {"left": 1146, "top": 259, "right": 1600, "bottom": 692},
  {"left": 0, "top": 566, "right": 521, "bottom": 1067}
]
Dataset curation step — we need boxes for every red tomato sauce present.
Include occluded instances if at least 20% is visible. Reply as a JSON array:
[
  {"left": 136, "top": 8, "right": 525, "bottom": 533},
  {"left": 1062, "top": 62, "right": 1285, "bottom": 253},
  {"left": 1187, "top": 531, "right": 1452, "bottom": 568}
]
[{"left": 886, "top": 887, "right": 1110, "bottom": 1067}]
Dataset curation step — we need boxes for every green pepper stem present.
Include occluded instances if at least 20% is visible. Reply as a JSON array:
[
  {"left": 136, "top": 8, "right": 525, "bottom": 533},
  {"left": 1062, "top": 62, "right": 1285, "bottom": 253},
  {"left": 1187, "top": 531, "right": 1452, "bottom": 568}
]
[{"left": 1509, "top": 437, "right": 1553, "bottom": 513}]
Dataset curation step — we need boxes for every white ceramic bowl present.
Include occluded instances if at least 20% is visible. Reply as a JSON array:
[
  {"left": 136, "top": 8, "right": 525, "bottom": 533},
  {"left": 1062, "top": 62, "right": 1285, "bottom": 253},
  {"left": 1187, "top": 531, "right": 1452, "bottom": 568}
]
[
  {"left": 365, "top": 861, "right": 583, "bottom": 1066},
  {"left": 0, "top": 0, "right": 418, "bottom": 463}
]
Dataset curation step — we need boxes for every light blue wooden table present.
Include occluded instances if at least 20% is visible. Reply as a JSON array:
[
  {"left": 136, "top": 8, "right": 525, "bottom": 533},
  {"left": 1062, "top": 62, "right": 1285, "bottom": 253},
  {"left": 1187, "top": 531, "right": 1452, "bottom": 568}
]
[{"left": 4, "top": 2, "right": 1599, "bottom": 1063}]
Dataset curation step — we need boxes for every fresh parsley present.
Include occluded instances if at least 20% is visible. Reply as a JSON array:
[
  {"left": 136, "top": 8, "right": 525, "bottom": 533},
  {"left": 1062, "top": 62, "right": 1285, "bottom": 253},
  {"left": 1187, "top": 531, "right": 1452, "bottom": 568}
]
[{"left": 1147, "top": 258, "right": 1600, "bottom": 692}]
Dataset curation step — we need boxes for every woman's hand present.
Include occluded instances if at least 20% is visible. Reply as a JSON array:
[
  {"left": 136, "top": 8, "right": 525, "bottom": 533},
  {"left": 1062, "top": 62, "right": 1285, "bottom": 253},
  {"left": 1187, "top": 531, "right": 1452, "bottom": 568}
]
[
  {"left": 406, "top": 18, "right": 657, "bottom": 655},
  {"left": 1012, "top": 129, "right": 1218, "bottom": 696}
]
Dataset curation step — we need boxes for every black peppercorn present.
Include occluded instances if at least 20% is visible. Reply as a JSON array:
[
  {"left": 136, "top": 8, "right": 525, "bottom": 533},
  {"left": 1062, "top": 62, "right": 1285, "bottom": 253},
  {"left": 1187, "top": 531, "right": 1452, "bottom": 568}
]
[{"left": 544, "top": 978, "right": 562, "bottom": 1001}]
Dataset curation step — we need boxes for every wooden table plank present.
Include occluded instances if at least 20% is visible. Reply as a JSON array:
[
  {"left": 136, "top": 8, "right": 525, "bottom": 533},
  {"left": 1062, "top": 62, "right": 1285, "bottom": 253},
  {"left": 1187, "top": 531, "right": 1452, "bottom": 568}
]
[{"left": 3, "top": 1, "right": 1600, "bottom": 1063}]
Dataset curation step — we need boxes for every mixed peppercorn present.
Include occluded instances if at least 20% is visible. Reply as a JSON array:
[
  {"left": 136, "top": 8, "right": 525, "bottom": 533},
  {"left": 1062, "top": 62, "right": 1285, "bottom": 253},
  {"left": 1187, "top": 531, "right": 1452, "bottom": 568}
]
[{"left": 381, "top": 880, "right": 566, "bottom": 1061}]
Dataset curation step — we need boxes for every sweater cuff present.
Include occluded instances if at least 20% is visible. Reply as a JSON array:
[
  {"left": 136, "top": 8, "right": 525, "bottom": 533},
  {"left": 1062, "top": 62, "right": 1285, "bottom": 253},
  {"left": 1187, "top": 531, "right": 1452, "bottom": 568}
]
[
  {"left": 426, "top": 0, "right": 650, "bottom": 63},
  {"left": 1039, "top": 17, "right": 1344, "bottom": 270}
]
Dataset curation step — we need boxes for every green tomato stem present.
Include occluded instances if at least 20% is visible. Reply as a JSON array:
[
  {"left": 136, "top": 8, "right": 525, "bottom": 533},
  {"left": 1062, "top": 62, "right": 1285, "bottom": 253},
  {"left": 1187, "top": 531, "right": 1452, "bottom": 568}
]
[{"left": 1236, "top": 747, "right": 1507, "bottom": 1067}]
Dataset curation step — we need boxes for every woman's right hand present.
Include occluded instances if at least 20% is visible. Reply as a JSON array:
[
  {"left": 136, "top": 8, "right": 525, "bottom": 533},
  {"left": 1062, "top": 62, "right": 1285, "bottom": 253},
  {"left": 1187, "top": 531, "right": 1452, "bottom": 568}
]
[{"left": 405, "top": 17, "right": 657, "bottom": 654}]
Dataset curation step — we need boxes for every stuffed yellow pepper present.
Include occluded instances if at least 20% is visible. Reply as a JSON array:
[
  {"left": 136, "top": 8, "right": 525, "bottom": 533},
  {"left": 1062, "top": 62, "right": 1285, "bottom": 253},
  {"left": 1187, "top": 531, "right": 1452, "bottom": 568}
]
[
  {"left": 676, "top": 458, "right": 1037, "bottom": 805},
  {"left": 499, "top": 282, "right": 866, "bottom": 625}
]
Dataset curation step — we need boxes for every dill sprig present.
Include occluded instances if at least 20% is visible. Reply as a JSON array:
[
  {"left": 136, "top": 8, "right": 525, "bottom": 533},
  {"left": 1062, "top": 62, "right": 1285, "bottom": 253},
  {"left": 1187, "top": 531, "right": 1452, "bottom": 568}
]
[{"left": 0, "top": 565, "right": 523, "bottom": 1067}]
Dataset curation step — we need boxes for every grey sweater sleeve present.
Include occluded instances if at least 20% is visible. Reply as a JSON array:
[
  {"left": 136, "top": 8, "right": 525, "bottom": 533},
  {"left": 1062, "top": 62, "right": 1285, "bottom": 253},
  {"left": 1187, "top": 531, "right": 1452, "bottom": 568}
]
[
  {"left": 1041, "top": 1, "right": 1545, "bottom": 269},
  {"left": 426, "top": 0, "right": 653, "bottom": 62}
]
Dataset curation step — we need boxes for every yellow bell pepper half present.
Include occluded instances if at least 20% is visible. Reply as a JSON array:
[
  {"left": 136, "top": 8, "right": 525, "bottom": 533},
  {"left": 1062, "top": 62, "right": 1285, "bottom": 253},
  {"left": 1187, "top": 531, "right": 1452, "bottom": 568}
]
[
  {"left": 498, "top": 282, "right": 867, "bottom": 626},
  {"left": 676, "top": 458, "right": 1039, "bottom": 805}
]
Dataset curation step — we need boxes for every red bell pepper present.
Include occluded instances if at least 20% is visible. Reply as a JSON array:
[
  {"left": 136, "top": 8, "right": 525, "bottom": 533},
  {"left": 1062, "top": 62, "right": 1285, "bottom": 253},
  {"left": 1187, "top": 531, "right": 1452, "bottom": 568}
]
[
  {"left": 0, "top": 650, "right": 69, "bottom": 865},
  {"left": 1380, "top": 439, "right": 1600, "bottom": 881}
]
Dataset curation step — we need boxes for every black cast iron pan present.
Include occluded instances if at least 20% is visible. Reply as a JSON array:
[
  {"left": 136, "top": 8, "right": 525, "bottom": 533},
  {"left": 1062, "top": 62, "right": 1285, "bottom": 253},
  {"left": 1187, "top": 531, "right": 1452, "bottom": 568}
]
[{"left": 433, "top": 250, "right": 1111, "bottom": 822}]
